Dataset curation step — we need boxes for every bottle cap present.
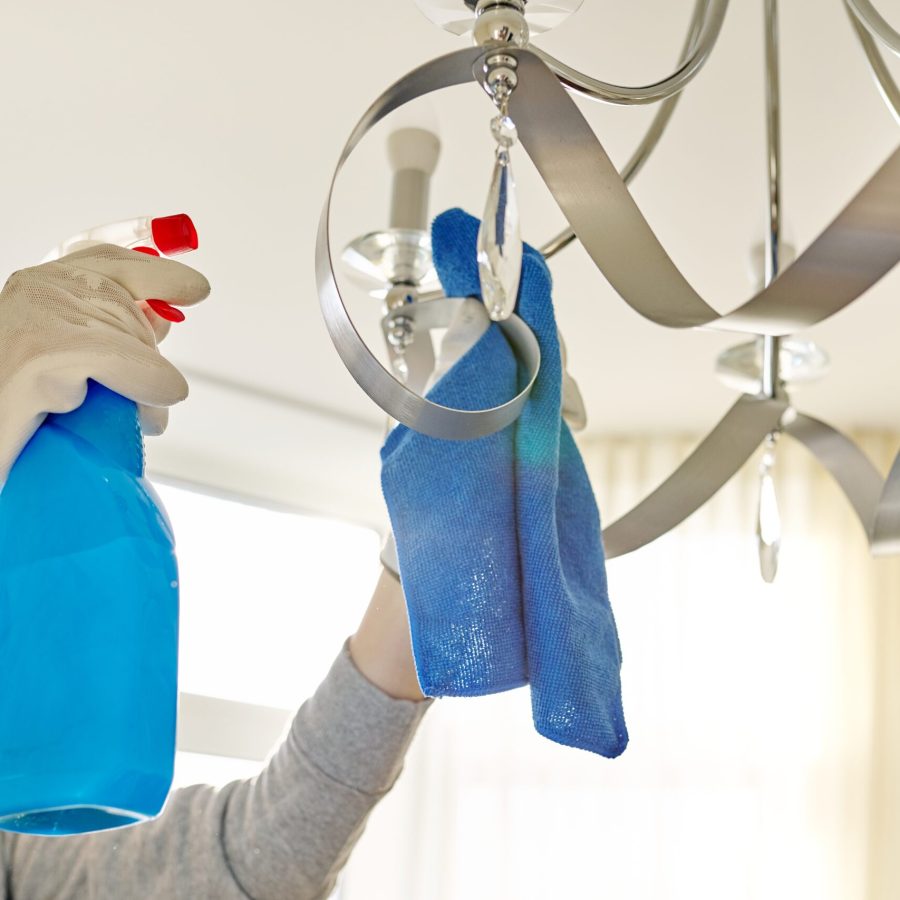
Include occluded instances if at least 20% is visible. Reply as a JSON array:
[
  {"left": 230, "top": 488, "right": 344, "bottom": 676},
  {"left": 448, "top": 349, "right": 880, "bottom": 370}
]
[{"left": 151, "top": 214, "right": 199, "bottom": 255}]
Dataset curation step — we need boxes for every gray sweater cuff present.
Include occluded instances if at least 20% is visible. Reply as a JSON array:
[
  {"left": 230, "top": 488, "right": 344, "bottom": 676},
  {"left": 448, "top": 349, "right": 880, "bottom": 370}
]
[{"left": 292, "top": 642, "right": 432, "bottom": 796}]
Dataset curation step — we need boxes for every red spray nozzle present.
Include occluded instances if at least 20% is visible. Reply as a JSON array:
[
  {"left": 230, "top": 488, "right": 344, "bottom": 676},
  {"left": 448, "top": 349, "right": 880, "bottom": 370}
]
[{"left": 151, "top": 214, "right": 198, "bottom": 256}]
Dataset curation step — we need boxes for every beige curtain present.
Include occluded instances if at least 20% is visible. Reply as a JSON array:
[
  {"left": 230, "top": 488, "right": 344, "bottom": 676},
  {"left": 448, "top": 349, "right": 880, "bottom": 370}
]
[{"left": 340, "top": 430, "right": 900, "bottom": 900}]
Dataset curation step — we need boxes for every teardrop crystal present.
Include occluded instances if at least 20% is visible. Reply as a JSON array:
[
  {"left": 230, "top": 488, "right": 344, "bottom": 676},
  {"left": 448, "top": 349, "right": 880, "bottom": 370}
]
[
  {"left": 477, "top": 148, "right": 522, "bottom": 321},
  {"left": 756, "top": 448, "right": 781, "bottom": 584}
]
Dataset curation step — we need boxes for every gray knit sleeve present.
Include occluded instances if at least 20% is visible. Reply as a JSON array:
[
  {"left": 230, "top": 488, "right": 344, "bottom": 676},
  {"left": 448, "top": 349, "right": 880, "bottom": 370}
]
[{"left": 1, "top": 643, "right": 430, "bottom": 900}]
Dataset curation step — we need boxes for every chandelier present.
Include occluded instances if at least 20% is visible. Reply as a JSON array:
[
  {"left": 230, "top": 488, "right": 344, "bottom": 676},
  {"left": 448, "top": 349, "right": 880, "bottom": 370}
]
[{"left": 315, "top": 0, "right": 900, "bottom": 582}]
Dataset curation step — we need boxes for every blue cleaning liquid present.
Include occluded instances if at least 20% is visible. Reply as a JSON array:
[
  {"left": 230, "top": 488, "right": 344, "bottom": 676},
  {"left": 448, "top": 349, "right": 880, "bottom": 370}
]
[{"left": 0, "top": 381, "right": 178, "bottom": 835}]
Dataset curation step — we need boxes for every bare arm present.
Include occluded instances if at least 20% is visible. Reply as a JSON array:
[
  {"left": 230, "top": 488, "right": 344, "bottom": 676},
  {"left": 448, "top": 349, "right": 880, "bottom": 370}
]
[
  {"left": 2, "top": 569, "right": 430, "bottom": 900},
  {"left": 350, "top": 569, "right": 424, "bottom": 702}
]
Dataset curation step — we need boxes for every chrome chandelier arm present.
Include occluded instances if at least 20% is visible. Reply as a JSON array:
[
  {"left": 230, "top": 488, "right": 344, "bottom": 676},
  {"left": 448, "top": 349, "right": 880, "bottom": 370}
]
[
  {"left": 540, "top": 0, "right": 709, "bottom": 260},
  {"left": 846, "top": 0, "right": 900, "bottom": 58},
  {"left": 759, "top": 0, "right": 782, "bottom": 399},
  {"left": 530, "top": 0, "right": 729, "bottom": 105},
  {"left": 845, "top": 0, "right": 900, "bottom": 126}
]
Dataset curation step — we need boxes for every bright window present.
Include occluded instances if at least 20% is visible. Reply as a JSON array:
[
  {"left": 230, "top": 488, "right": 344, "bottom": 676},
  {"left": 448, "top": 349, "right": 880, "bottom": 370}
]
[{"left": 151, "top": 481, "right": 381, "bottom": 786}]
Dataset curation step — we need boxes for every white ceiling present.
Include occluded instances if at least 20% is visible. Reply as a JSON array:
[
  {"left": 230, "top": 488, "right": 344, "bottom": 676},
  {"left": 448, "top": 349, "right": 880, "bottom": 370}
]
[{"left": 2, "top": 0, "right": 898, "bottom": 458}]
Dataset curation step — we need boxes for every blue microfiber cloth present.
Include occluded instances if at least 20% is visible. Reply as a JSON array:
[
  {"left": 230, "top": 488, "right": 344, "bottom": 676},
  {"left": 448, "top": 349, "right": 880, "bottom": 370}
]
[{"left": 381, "top": 208, "right": 627, "bottom": 757}]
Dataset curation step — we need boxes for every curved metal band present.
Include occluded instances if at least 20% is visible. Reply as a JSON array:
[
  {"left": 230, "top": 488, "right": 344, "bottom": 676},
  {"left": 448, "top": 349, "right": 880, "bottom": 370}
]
[
  {"left": 503, "top": 49, "right": 900, "bottom": 336},
  {"left": 846, "top": 0, "right": 900, "bottom": 58},
  {"left": 783, "top": 413, "right": 882, "bottom": 533},
  {"left": 316, "top": 47, "right": 542, "bottom": 441},
  {"left": 531, "top": 0, "right": 729, "bottom": 105},
  {"left": 872, "top": 453, "right": 900, "bottom": 555},
  {"left": 783, "top": 412, "right": 900, "bottom": 555},
  {"left": 846, "top": 0, "right": 900, "bottom": 125},
  {"left": 602, "top": 395, "right": 788, "bottom": 559},
  {"left": 540, "top": 0, "right": 708, "bottom": 259}
]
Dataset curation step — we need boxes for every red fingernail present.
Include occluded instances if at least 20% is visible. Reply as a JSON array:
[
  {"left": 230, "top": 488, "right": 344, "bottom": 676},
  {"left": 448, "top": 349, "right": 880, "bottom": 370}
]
[
  {"left": 151, "top": 214, "right": 198, "bottom": 255},
  {"left": 133, "top": 245, "right": 160, "bottom": 256},
  {"left": 146, "top": 299, "right": 186, "bottom": 323}
]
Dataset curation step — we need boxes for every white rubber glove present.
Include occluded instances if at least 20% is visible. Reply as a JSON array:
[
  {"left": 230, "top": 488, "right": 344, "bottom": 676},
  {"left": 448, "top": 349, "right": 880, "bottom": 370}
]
[
  {"left": 559, "top": 328, "right": 587, "bottom": 432},
  {"left": 0, "top": 243, "right": 210, "bottom": 487},
  {"left": 380, "top": 298, "right": 587, "bottom": 576}
]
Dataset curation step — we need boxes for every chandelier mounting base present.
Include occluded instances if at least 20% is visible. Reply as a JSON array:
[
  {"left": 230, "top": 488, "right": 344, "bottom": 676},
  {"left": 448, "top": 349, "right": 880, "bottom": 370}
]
[{"left": 414, "top": 0, "right": 583, "bottom": 38}]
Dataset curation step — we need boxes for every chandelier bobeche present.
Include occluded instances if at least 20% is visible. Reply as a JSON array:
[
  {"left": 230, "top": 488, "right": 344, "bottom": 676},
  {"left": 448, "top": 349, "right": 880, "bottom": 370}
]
[{"left": 316, "top": 0, "right": 900, "bottom": 582}]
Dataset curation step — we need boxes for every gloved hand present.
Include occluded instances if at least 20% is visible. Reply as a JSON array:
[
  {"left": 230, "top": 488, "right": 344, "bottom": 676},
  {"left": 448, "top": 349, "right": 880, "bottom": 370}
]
[{"left": 0, "top": 243, "right": 210, "bottom": 487}]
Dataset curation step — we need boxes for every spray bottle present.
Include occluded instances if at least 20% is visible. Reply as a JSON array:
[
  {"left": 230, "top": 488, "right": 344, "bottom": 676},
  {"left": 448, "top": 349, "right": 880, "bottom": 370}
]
[{"left": 0, "top": 215, "right": 197, "bottom": 835}]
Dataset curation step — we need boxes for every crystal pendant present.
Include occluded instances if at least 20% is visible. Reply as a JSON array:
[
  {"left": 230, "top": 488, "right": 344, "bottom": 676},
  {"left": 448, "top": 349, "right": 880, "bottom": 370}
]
[
  {"left": 756, "top": 436, "right": 781, "bottom": 584},
  {"left": 478, "top": 115, "right": 522, "bottom": 321}
]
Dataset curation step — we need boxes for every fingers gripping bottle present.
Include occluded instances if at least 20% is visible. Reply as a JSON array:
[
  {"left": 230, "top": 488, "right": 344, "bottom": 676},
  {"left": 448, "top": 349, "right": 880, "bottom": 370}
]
[{"left": 0, "top": 215, "right": 197, "bottom": 835}]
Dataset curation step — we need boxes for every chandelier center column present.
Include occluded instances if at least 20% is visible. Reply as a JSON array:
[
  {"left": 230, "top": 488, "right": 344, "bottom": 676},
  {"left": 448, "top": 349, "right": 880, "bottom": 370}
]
[{"left": 761, "top": 0, "right": 782, "bottom": 400}]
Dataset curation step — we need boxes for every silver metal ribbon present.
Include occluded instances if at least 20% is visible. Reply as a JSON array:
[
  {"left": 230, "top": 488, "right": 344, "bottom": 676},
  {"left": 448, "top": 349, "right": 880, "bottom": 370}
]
[
  {"left": 503, "top": 49, "right": 900, "bottom": 336},
  {"left": 784, "top": 413, "right": 900, "bottom": 556},
  {"left": 846, "top": 0, "right": 900, "bottom": 126},
  {"left": 539, "top": 0, "right": 710, "bottom": 259},
  {"left": 531, "top": 0, "right": 729, "bottom": 106},
  {"left": 846, "top": 0, "right": 900, "bottom": 58},
  {"left": 602, "top": 395, "right": 789, "bottom": 558},
  {"left": 316, "top": 47, "right": 545, "bottom": 441}
]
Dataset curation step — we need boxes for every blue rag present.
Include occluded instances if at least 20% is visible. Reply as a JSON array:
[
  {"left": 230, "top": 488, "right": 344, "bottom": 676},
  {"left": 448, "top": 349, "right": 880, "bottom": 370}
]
[{"left": 381, "top": 208, "right": 627, "bottom": 757}]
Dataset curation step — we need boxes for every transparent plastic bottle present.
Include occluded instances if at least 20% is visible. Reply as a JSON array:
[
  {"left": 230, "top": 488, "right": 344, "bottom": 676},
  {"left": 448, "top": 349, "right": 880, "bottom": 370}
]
[{"left": 0, "top": 215, "right": 196, "bottom": 835}]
